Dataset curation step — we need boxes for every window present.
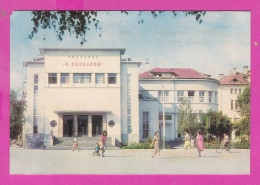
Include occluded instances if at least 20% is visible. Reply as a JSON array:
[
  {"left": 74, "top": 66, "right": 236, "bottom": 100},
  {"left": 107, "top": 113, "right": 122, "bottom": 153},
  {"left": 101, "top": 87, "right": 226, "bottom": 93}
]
[
  {"left": 95, "top": 73, "right": 105, "bottom": 84},
  {"left": 33, "top": 116, "right": 38, "bottom": 134},
  {"left": 239, "top": 89, "right": 242, "bottom": 93},
  {"left": 127, "top": 74, "right": 132, "bottom": 133},
  {"left": 215, "top": 92, "right": 218, "bottom": 104},
  {"left": 230, "top": 89, "right": 233, "bottom": 94},
  {"left": 159, "top": 114, "right": 172, "bottom": 120},
  {"left": 231, "top": 100, "right": 234, "bottom": 110},
  {"left": 33, "top": 74, "right": 39, "bottom": 134},
  {"left": 143, "top": 112, "right": 149, "bottom": 138},
  {"left": 235, "top": 100, "right": 238, "bottom": 109},
  {"left": 34, "top": 85, "right": 38, "bottom": 94},
  {"left": 48, "top": 73, "right": 57, "bottom": 84},
  {"left": 61, "top": 73, "right": 70, "bottom": 84},
  {"left": 208, "top": 91, "right": 212, "bottom": 103},
  {"left": 199, "top": 91, "right": 205, "bottom": 102},
  {"left": 177, "top": 91, "right": 184, "bottom": 103},
  {"left": 34, "top": 75, "right": 38, "bottom": 84},
  {"left": 108, "top": 73, "right": 117, "bottom": 84},
  {"left": 234, "top": 89, "right": 237, "bottom": 94},
  {"left": 73, "top": 73, "right": 92, "bottom": 84},
  {"left": 158, "top": 90, "right": 169, "bottom": 102},
  {"left": 188, "top": 91, "right": 195, "bottom": 102}
]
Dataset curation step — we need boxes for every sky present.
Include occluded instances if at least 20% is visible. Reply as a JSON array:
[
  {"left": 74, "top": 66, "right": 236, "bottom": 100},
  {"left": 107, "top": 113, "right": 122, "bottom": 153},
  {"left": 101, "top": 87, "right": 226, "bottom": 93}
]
[{"left": 10, "top": 11, "right": 250, "bottom": 95}]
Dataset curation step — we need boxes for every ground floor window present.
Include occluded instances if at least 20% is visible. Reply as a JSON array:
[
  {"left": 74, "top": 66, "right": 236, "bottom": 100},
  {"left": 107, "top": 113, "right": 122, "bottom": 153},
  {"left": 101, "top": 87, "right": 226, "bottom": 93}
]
[{"left": 142, "top": 112, "right": 149, "bottom": 138}]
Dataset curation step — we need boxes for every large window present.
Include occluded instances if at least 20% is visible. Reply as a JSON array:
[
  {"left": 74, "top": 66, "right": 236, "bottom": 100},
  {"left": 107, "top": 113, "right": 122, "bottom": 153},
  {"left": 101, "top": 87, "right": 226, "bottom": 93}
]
[
  {"left": 208, "top": 91, "right": 213, "bottom": 103},
  {"left": 95, "top": 73, "right": 105, "bottom": 84},
  {"left": 73, "top": 73, "right": 92, "bottom": 84},
  {"left": 48, "top": 73, "right": 57, "bottom": 84},
  {"left": 158, "top": 90, "right": 169, "bottom": 102},
  {"left": 127, "top": 74, "right": 132, "bottom": 133},
  {"left": 199, "top": 91, "right": 205, "bottom": 102},
  {"left": 108, "top": 73, "right": 117, "bottom": 84},
  {"left": 143, "top": 112, "right": 149, "bottom": 138},
  {"left": 177, "top": 90, "right": 184, "bottom": 103},
  {"left": 231, "top": 100, "right": 234, "bottom": 110},
  {"left": 188, "top": 91, "right": 195, "bottom": 102},
  {"left": 33, "top": 74, "right": 39, "bottom": 134},
  {"left": 61, "top": 73, "right": 70, "bottom": 84}
]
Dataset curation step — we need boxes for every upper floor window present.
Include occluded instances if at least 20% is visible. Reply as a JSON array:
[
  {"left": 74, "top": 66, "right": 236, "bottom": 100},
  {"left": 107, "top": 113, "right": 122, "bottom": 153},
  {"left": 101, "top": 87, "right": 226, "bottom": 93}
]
[
  {"left": 48, "top": 73, "right": 57, "bottom": 84},
  {"left": 96, "top": 73, "right": 105, "bottom": 84},
  {"left": 34, "top": 75, "right": 38, "bottom": 84},
  {"left": 61, "top": 73, "right": 70, "bottom": 84},
  {"left": 158, "top": 90, "right": 169, "bottom": 102},
  {"left": 73, "top": 73, "right": 92, "bottom": 84},
  {"left": 239, "top": 89, "right": 242, "bottom": 93},
  {"left": 208, "top": 91, "right": 213, "bottom": 103},
  {"left": 177, "top": 90, "right": 184, "bottom": 103},
  {"left": 230, "top": 89, "right": 233, "bottom": 94},
  {"left": 234, "top": 89, "right": 237, "bottom": 94},
  {"left": 231, "top": 100, "right": 234, "bottom": 110},
  {"left": 159, "top": 114, "right": 172, "bottom": 120},
  {"left": 188, "top": 91, "right": 195, "bottom": 102},
  {"left": 108, "top": 73, "right": 117, "bottom": 84},
  {"left": 199, "top": 91, "right": 205, "bottom": 102}
]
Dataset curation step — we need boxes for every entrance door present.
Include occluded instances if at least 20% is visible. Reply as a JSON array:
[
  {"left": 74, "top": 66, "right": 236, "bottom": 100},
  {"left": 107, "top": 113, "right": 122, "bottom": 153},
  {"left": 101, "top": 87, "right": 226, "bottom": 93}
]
[
  {"left": 77, "top": 115, "right": 88, "bottom": 136},
  {"left": 63, "top": 115, "right": 74, "bottom": 137},
  {"left": 92, "top": 115, "right": 102, "bottom": 136}
]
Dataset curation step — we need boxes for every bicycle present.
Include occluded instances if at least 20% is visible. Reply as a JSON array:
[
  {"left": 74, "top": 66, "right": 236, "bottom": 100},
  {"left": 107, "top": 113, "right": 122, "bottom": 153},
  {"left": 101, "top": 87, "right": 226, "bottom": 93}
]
[{"left": 216, "top": 142, "right": 235, "bottom": 153}]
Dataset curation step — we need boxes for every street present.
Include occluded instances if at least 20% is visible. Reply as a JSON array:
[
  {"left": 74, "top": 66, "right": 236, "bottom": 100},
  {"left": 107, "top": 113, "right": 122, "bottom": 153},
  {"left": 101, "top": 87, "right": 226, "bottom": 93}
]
[{"left": 10, "top": 148, "right": 250, "bottom": 174}]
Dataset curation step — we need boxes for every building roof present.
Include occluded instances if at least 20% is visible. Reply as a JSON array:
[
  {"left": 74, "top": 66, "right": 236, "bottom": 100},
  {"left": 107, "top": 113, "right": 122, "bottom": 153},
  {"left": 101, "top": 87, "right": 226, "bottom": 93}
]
[
  {"left": 139, "top": 68, "right": 210, "bottom": 79},
  {"left": 219, "top": 72, "right": 249, "bottom": 85},
  {"left": 39, "top": 48, "right": 126, "bottom": 55}
]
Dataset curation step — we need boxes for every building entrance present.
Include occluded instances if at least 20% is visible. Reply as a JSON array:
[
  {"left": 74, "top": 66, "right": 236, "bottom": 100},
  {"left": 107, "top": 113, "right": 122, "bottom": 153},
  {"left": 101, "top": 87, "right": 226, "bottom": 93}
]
[
  {"left": 92, "top": 115, "right": 102, "bottom": 136},
  {"left": 77, "top": 115, "right": 88, "bottom": 136},
  {"left": 63, "top": 115, "right": 74, "bottom": 137}
]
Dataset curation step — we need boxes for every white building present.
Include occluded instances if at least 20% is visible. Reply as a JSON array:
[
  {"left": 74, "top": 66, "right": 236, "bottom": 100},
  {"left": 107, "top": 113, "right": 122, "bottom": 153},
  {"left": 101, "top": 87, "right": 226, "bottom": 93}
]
[
  {"left": 23, "top": 48, "right": 141, "bottom": 147},
  {"left": 138, "top": 67, "right": 218, "bottom": 141},
  {"left": 218, "top": 66, "right": 250, "bottom": 122}
]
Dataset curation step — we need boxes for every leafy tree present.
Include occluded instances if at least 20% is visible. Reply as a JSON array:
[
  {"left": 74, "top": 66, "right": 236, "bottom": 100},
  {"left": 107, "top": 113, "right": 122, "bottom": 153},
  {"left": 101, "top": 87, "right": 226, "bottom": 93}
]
[
  {"left": 10, "top": 90, "right": 26, "bottom": 140},
  {"left": 28, "top": 11, "right": 206, "bottom": 45},
  {"left": 234, "top": 85, "right": 250, "bottom": 138},
  {"left": 177, "top": 98, "right": 203, "bottom": 137},
  {"left": 202, "top": 110, "right": 232, "bottom": 141}
]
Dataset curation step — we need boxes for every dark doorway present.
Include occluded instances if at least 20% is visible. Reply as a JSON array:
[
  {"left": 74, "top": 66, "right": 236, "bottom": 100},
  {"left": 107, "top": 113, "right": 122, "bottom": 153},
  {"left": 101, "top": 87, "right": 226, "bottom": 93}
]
[
  {"left": 63, "top": 115, "right": 74, "bottom": 137},
  {"left": 77, "top": 115, "right": 88, "bottom": 136},
  {"left": 92, "top": 115, "right": 102, "bottom": 136}
]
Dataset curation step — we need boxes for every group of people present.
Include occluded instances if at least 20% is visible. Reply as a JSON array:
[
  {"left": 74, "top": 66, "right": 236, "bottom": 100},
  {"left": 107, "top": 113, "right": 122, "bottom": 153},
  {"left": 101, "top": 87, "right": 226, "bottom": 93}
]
[
  {"left": 150, "top": 130, "right": 230, "bottom": 158},
  {"left": 72, "top": 130, "right": 107, "bottom": 157}
]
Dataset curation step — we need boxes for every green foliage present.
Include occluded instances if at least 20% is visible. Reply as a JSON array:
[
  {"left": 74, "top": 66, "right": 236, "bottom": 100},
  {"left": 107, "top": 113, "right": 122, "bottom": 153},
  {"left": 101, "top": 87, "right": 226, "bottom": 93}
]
[
  {"left": 121, "top": 142, "right": 153, "bottom": 149},
  {"left": 201, "top": 110, "right": 232, "bottom": 139},
  {"left": 29, "top": 11, "right": 206, "bottom": 45},
  {"left": 234, "top": 140, "right": 250, "bottom": 149},
  {"left": 235, "top": 85, "right": 250, "bottom": 137},
  {"left": 177, "top": 98, "right": 203, "bottom": 137},
  {"left": 10, "top": 90, "right": 26, "bottom": 139}
]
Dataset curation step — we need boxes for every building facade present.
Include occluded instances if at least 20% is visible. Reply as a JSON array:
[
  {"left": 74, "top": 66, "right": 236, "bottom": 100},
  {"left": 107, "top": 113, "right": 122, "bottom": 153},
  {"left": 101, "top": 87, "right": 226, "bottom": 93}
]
[
  {"left": 218, "top": 66, "right": 250, "bottom": 122},
  {"left": 138, "top": 67, "right": 218, "bottom": 141},
  {"left": 23, "top": 48, "right": 141, "bottom": 146}
]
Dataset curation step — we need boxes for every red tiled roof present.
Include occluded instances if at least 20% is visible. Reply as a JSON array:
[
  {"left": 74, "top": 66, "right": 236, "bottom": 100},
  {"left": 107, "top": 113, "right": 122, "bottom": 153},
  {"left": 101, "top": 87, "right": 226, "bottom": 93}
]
[
  {"left": 219, "top": 72, "right": 249, "bottom": 85},
  {"left": 139, "top": 68, "right": 209, "bottom": 79}
]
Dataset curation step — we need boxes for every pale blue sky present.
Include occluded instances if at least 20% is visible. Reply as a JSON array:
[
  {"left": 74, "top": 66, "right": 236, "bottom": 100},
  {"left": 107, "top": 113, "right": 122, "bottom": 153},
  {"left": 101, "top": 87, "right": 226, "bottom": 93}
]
[{"left": 10, "top": 11, "right": 250, "bottom": 94}]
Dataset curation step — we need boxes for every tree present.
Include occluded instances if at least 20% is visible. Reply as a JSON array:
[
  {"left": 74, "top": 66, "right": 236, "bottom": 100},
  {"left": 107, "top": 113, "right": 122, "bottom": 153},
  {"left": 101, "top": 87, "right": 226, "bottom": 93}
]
[
  {"left": 234, "top": 85, "right": 250, "bottom": 138},
  {"left": 10, "top": 90, "right": 26, "bottom": 140},
  {"left": 177, "top": 98, "right": 203, "bottom": 137},
  {"left": 202, "top": 110, "right": 232, "bottom": 141},
  {"left": 28, "top": 11, "right": 206, "bottom": 45}
]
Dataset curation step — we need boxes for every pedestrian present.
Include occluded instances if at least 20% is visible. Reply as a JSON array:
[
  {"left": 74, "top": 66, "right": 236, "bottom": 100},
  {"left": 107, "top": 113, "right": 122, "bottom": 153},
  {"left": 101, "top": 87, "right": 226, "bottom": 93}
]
[
  {"left": 93, "top": 143, "right": 100, "bottom": 156},
  {"left": 72, "top": 135, "right": 79, "bottom": 152},
  {"left": 150, "top": 131, "right": 160, "bottom": 158},
  {"left": 100, "top": 130, "right": 107, "bottom": 157},
  {"left": 196, "top": 131, "right": 205, "bottom": 157},
  {"left": 182, "top": 130, "right": 191, "bottom": 157}
]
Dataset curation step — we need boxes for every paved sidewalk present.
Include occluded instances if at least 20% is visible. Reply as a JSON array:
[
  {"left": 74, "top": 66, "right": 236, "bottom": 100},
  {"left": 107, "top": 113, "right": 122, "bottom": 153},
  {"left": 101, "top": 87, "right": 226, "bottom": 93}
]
[{"left": 10, "top": 149, "right": 250, "bottom": 174}]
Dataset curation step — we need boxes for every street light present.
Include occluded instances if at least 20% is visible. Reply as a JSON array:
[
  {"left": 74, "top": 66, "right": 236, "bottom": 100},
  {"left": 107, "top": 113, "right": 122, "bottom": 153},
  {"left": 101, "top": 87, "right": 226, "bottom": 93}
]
[{"left": 155, "top": 75, "right": 174, "bottom": 149}]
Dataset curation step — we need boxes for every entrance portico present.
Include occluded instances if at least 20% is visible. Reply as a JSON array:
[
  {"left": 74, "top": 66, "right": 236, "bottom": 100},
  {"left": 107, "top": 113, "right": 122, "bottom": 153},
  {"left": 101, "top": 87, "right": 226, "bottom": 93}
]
[{"left": 56, "top": 111, "right": 109, "bottom": 137}]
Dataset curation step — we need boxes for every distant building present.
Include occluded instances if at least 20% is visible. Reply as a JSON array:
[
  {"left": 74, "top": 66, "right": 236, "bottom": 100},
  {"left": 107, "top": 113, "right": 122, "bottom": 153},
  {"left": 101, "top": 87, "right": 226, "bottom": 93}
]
[
  {"left": 138, "top": 67, "right": 218, "bottom": 141},
  {"left": 218, "top": 66, "right": 250, "bottom": 122}
]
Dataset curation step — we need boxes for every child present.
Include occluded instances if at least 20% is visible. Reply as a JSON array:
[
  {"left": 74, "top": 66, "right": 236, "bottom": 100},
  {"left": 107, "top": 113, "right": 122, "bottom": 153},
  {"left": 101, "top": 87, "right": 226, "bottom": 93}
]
[
  {"left": 99, "top": 142, "right": 105, "bottom": 157},
  {"left": 72, "top": 135, "right": 79, "bottom": 152},
  {"left": 93, "top": 143, "right": 100, "bottom": 156}
]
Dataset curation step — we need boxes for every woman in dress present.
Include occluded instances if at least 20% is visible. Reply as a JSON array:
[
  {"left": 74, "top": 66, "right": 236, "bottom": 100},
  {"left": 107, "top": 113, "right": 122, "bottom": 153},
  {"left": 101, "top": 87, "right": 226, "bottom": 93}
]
[
  {"left": 183, "top": 130, "right": 191, "bottom": 157},
  {"left": 100, "top": 130, "right": 107, "bottom": 157},
  {"left": 150, "top": 131, "right": 160, "bottom": 158},
  {"left": 196, "top": 131, "right": 205, "bottom": 157}
]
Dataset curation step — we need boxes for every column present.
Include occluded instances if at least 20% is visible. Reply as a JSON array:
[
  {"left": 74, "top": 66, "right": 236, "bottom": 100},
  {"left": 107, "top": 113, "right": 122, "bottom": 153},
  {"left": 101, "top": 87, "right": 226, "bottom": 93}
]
[
  {"left": 88, "top": 115, "right": 92, "bottom": 137},
  {"left": 103, "top": 114, "right": 107, "bottom": 132},
  {"left": 59, "top": 114, "right": 63, "bottom": 137},
  {"left": 74, "top": 115, "right": 77, "bottom": 136}
]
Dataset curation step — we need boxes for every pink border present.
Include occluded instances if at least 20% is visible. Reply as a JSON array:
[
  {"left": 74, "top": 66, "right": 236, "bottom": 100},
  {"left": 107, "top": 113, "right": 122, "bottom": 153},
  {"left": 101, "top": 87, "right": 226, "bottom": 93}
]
[{"left": 1, "top": 0, "right": 259, "bottom": 184}]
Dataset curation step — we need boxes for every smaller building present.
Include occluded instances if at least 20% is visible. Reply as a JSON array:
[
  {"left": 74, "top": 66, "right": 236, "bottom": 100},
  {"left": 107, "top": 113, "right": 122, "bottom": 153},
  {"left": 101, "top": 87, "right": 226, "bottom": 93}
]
[{"left": 218, "top": 66, "right": 250, "bottom": 122}]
